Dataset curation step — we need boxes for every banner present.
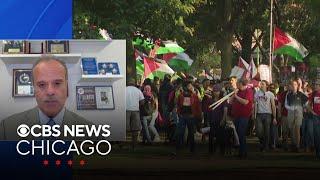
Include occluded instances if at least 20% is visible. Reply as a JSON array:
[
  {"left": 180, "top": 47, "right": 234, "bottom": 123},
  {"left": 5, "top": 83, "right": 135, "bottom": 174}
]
[{"left": 258, "top": 64, "right": 271, "bottom": 83}]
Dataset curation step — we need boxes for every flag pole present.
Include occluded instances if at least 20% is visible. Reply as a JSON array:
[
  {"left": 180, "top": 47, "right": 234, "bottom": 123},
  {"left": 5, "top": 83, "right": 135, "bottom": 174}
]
[{"left": 269, "top": 0, "right": 274, "bottom": 83}]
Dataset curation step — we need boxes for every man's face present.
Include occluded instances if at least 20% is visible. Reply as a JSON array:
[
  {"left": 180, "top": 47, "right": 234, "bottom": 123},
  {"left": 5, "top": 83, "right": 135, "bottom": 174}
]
[
  {"left": 33, "top": 60, "right": 68, "bottom": 117},
  {"left": 260, "top": 81, "right": 267, "bottom": 91},
  {"left": 203, "top": 80, "right": 210, "bottom": 89},
  {"left": 269, "top": 84, "right": 275, "bottom": 93},
  {"left": 187, "top": 83, "right": 194, "bottom": 92},
  {"left": 237, "top": 82, "right": 245, "bottom": 91},
  {"left": 230, "top": 78, "right": 237, "bottom": 89},
  {"left": 292, "top": 81, "right": 298, "bottom": 92}
]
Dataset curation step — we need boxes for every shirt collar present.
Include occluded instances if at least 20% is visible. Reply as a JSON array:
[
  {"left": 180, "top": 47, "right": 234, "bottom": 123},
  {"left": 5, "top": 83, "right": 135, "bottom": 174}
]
[{"left": 38, "top": 107, "right": 65, "bottom": 125}]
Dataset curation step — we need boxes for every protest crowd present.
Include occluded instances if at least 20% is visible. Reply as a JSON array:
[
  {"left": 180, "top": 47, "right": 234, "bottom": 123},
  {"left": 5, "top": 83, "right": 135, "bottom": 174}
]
[{"left": 126, "top": 73, "right": 320, "bottom": 160}]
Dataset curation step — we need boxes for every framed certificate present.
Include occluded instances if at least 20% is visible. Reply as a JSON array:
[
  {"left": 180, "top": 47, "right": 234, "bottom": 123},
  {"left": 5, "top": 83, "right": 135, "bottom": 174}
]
[
  {"left": 25, "top": 41, "right": 44, "bottom": 54},
  {"left": 13, "top": 69, "right": 34, "bottom": 97},
  {"left": 45, "top": 40, "right": 69, "bottom": 54},
  {"left": 95, "top": 86, "right": 115, "bottom": 110},
  {"left": 76, "top": 86, "right": 96, "bottom": 110},
  {"left": 3, "top": 40, "right": 25, "bottom": 54}
]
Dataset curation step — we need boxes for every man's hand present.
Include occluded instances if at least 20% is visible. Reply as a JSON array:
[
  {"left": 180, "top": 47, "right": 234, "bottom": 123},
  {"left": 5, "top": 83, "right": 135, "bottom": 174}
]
[
  {"left": 272, "top": 118, "right": 277, "bottom": 125},
  {"left": 234, "top": 89, "right": 239, "bottom": 96},
  {"left": 312, "top": 111, "right": 317, "bottom": 116}
]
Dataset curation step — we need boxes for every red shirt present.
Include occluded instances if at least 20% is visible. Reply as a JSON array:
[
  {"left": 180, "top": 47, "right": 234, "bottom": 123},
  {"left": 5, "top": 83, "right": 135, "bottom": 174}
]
[
  {"left": 231, "top": 88, "right": 253, "bottom": 118},
  {"left": 311, "top": 91, "right": 320, "bottom": 116}
]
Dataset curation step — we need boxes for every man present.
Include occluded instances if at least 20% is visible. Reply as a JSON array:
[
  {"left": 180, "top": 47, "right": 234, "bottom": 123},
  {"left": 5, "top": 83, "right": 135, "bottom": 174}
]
[
  {"left": 229, "top": 76, "right": 238, "bottom": 92},
  {"left": 202, "top": 79, "right": 213, "bottom": 128},
  {"left": 285, "top": 79, "right": 308, "bottom": 152},
  {"left": 176, "top": 81, "right": 202, "bottom": 153},
  {"left": 0, "top": 56, "right": 90, "bottom": 140},
  {"left": 159, "top": 74, "right": 173, "bottom": 141},
  {"left": 278, "top": 84, "right": 290, "bottom": 150},
  {"left": 231, "top": 78, "right": 253, "bottom": 158},
  {"left": 254, "top": 80, "right": 277, "bottom": 151},
  {"left": 269, "top": 83, "right": 280, "bottom": 149},
  {"left": 308, "top": 81, "right": 320, "bottom": 159},
  {"left": 126, "top": 78, "right": 145, "bottom": 150}
]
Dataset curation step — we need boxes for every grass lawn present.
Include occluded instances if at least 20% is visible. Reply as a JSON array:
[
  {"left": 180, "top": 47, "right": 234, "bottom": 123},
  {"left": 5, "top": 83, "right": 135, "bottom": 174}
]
[{"left": 72, "top": 137, "right": 320, "bottom": 179}]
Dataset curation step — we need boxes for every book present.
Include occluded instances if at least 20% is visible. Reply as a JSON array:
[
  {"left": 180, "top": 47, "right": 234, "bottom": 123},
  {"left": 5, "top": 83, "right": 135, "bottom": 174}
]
[{"left": 81, "top": 57, "right": 98, "bottom": 75}]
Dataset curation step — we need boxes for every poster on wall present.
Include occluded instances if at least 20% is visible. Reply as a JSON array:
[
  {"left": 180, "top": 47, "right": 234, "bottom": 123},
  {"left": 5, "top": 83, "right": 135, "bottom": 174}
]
[
  {"left": 76, "top": 86, "right": 96, "bottom": 110},
  {"left": 98, "top": 62, "right": 120, "bottom": 75},
  {"left": 95, "top": 86, "right": 115, "bottom": 110},
  {"left": 12, "top": 69, "right": 34, "bottom": 97}
]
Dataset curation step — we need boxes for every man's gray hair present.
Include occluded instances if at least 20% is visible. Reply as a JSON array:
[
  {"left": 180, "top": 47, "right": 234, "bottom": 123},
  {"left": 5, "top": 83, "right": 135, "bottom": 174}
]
[{"left": 32, "top": 55, "right": 68, "bottom": 80}]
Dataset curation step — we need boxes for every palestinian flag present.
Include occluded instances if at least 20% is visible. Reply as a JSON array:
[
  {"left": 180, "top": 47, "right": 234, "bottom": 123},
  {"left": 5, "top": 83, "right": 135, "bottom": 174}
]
[
  {"left": 167, "top": 53, "right": 194, "bottom": 71},
  {"left": 143, "top": 57, "right": 174, "bottom": 79},
  {"left": 134, "top": 49, "right": 145, "bottom": 76},
  {"left": 273, "top": 27, "right": 308, "bottom": 61},
  {"left": 156, "top": 41, "right": 184, "bottom": 55}
]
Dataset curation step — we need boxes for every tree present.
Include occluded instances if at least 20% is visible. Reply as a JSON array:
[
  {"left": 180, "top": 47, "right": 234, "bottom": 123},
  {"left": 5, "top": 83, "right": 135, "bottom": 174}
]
[
  {"left": 73, "top": 0, "right": 320, "bottom": 79},
  {"left": 73, "top": 0, "right": 200, "bottom": 79}
]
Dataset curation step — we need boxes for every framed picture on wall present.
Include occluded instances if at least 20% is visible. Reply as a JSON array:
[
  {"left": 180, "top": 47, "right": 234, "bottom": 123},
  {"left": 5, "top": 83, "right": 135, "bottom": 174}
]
[
  {"left": 2, "top": 40, "right": 25, "bottom": 54},
  {"left": 95, "top": 86, "right": 115, "bottom": 110},
  {"left": 76, "top": 86, "right": 96, "bottom": 110},
  {"left": 12, "top": 69, "right": 34, "bottom": 97},
  {"left": 45, "top": 40, "right": 69, "bottom": 54},
  {"left": 25, "top": 40, "right": 44, "bottom": 54}
]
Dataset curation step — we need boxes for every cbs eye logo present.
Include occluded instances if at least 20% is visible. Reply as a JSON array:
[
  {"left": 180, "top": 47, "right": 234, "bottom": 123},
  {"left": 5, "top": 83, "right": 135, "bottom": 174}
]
[{"left": 17, "top": 124, "right": 30, "bottom": 138}]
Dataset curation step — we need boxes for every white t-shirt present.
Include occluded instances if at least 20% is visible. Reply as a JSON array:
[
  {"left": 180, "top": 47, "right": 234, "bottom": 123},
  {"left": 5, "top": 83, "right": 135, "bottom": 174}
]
[
  {"left": 254, "top": 90, "right": 274, "bottom": 114},
  {"left": 126, "top": 86, "right": 145, "bottom": 111}
]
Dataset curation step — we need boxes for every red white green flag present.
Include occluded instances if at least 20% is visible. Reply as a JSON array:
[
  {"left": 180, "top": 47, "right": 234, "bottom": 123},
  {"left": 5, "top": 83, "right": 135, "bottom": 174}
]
[
  {"left": 273, "top": 27, "right": 308, "bottom": 62},
  {"left": 143, "top": 57, "right": 174, "bottom": 79}
]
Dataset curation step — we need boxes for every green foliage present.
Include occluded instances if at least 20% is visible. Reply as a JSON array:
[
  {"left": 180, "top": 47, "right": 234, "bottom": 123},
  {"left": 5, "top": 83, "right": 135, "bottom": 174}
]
[{"left": 73, "top": 0, "right": 320, "bottom": 78}]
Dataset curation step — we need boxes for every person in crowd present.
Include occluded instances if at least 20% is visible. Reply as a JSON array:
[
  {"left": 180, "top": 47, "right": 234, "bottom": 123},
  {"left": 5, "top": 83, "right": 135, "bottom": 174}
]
[
  {"left": 285, "top": 79, "right": 308, "bottom": 152},
  {"left": 278, "top": 84, "right": 291, "bottom": 151},
  {"left": 141, "top": 85, "right": 160, "bottom": 143},
  {"left": 297, "top": 77, "right": 304, "bottom": 92},
  {"left": 126, "top": 78, "right": 145, "bottom": 150},
  {"left": 230, "top": 78, "right": 254, "bottom": 158},
  {"left": 302, "top": 84, "right": 314, "bottom": 152},
  {"left": 229, "top": 76, "right": 238, "bottom": 93},
  {"left": 307, "top": 80, "right": 320, "bottom": 160},
  {"left": 142, "top": 78, "right": 158, "bottom": 95},
  {"left": 254, "top": 80, "right": 277, "bottom": 152},
  {"left": 166, "top": 78, "right": 184, "bottom": 143},
  {"left": 208, "top": 84, "right": 225, "bottom": 154},
  {"left": 202, "top": 79, "right": 213, "bottom": 129},
  {"left": 159, "top": 75, "right": 173, "bottom": 127},
  {"left": 153, "top": 76, "right": 161, "bottom": 96},
  {"left": 176, "top": 81, "right": 202, "bottom": 153},
  {"left": 159, "top": 74, "right": 174, "bottom": 142},
  {"left": 269, "top": 83, "right": 280, "bottom": 149}
]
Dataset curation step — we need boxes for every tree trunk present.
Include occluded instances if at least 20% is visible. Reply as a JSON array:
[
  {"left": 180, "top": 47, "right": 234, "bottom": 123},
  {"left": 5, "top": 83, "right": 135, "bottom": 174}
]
[
  {"left": 218, "top": 0, "right": 233, "bottom": 79},
  {"left": 241, "top": 28, "right": 253, "bottom": 62},
  {"left": 126, "top": 39, "right": 136, "bottom": 83},
  {"left": 220, "top": 33, "right": 233, "bottom": 79}
]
